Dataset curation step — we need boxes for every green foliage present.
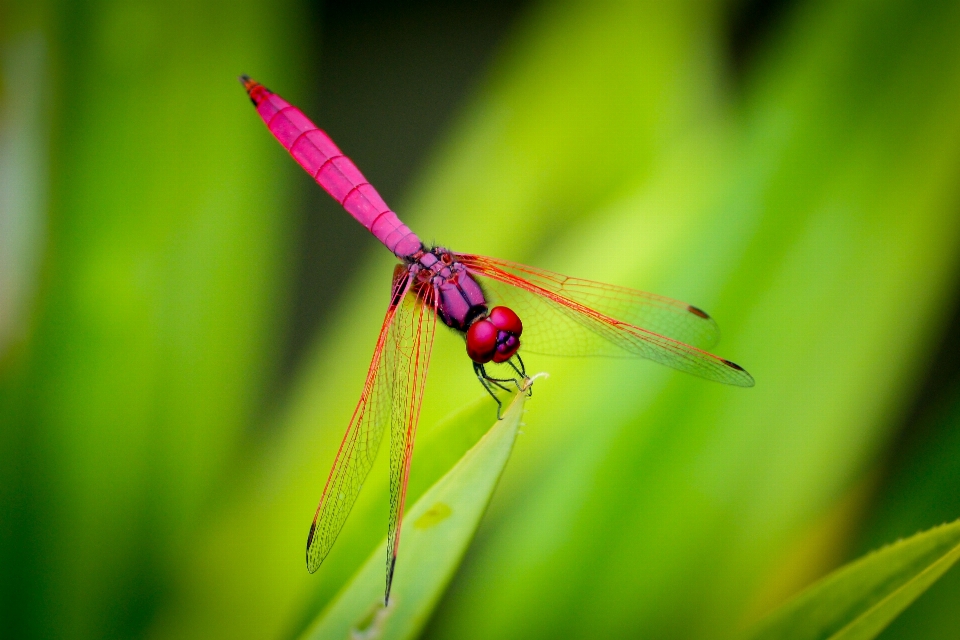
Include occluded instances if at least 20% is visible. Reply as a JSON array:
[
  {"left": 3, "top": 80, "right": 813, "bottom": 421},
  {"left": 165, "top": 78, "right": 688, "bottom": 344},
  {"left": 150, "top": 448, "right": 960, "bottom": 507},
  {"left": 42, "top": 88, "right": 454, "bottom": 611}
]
[
  {"left": 302, "top": 391, "right": 527, "bottom": 640},
  {"left": 0, "top": 0, "right": 306, "bottom": 636},
  {"left": 746, "top": 520, "right": 960, "bottom": 640},
  {"left": 850, "top": 383, "right": 960, "bottom": 639},
  {"left": 3, "top": 0, "right": 960, "bottom": 638}
]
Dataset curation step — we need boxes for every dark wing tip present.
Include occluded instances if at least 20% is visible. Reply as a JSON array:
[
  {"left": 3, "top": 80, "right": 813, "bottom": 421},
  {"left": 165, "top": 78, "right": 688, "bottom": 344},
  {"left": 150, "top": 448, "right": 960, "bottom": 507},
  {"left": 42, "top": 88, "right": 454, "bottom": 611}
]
[
  {"left": 722, "top": 359, "right": 755, "bottom": 387},
  {"left": 687, "top": 305, "right": 711, "bottom": 320},
  {"left": 722, "top": 358, "right": 744, "bottom": 371},
  {"left": 385, "top": 555, "right": 398, "bottom": 605},
  {"left": 305, "top": 522, "right": 320, "bottom": 573},
  {"left": 306, "top": 520, "right": 316, "bottom": 549}
]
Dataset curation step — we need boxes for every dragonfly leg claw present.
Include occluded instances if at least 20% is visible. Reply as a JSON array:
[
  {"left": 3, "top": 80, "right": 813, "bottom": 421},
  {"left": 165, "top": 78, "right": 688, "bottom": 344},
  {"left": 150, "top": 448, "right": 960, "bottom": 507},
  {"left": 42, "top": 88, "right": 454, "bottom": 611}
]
[{"left": 507, "top": 354, "right": 532, "bottom": 396}]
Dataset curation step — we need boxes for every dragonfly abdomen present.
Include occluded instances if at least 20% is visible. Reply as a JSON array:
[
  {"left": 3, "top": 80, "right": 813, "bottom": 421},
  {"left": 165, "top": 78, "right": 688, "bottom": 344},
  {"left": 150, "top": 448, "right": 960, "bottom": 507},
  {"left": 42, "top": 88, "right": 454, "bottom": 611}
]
[{"left": 240, "top": 76, "right": 422, "bottom": 259}]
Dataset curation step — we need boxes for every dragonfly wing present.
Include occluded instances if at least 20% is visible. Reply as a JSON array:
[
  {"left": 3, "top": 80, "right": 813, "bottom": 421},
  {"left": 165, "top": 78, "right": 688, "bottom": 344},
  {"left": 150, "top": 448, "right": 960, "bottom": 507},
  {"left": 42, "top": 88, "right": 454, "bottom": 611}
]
[
  {"left": 456, "top": 254, "right": 720, "bottom": 349},
  {"left": 386, "top": 280, "right": 438, "bottom": 603},
  {"left": 458, "top": 254, "right": 753, "bottom": 387},
  {"left": 306, "top": 266, "right": 413, "bottom": 572}
]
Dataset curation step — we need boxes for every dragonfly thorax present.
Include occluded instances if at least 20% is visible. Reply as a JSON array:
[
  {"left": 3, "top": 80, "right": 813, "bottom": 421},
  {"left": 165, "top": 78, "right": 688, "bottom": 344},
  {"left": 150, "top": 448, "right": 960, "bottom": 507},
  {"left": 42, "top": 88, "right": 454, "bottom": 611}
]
[
  {"left": 413, "top": 248, "right": 524, "bottom": 363},
  {"left": 416, "top": 247, "right": 489, "bottom": 331}
]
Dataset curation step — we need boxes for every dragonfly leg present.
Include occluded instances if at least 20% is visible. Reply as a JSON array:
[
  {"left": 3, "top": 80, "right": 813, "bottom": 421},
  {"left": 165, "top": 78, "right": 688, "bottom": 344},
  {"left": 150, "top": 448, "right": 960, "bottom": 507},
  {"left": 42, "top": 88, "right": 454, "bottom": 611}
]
[
  {"left": 476, "top": 363, "right": 513, "bottom": 392},
  {"left": 484, "top": 370, "right": 524, "bottom": 392},
  {"left": 507, "top": 355, "right": 531, "bottom": 390},
  {"left": 515, "top": 352, "right": 527, "bottom": 377},
  {"left": 474, "top": 362, "right": 505, "bottom": 419}
]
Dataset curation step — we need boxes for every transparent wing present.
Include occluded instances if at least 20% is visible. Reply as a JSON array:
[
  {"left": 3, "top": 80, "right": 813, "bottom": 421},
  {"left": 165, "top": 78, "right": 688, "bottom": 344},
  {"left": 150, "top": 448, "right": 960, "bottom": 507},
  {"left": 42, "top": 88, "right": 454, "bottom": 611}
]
[
  {"left": 457, "top": 253, "right": 753, "bottom": 387},
  {"left": 385, "top": 281, "right": 438, "bottom": 603},
  {"left": 306, "top": 266, "right": 413, "bottom": 572},
  {"left": 457, "top": 254, "right": 720, "bottom": 349}
]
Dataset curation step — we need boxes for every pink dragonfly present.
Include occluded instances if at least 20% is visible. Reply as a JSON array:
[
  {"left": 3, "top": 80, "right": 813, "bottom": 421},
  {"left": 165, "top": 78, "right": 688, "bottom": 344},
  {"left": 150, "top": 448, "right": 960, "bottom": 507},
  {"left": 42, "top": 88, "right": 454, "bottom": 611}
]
[{"left": 240, "top": 76, "right": 753, "bottom": 603}]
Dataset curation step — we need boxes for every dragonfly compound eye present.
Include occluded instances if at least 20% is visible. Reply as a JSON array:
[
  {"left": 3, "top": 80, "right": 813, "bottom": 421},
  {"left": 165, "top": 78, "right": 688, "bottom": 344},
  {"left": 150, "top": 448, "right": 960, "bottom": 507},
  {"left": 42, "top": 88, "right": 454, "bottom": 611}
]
[
  {"left": 487, "top": 306, "right": 522, "bottom": 336},
  {"left": 466, "top": 319, "right": 499, "bottom": 363},
  {"left": 486, "top": 306, "right": 522, "bottom": 363}
]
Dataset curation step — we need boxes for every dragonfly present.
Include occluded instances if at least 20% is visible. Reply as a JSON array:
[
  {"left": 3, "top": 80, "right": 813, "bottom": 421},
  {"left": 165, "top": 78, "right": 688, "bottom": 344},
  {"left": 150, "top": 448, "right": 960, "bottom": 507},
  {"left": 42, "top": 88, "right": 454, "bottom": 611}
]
[{"left": 239, "top": 75, "right": 754, "bottom": 604}]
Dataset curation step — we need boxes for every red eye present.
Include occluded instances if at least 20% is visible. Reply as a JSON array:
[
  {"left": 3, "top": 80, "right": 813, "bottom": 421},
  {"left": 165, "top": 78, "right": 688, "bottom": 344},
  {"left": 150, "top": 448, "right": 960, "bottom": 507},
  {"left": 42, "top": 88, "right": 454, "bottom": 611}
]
[
  {"left": 466, "top": 319, "right": 498, "bottom": 363},
  {"left": 487, "top": 306, "right": 522, "bottom": 336}
]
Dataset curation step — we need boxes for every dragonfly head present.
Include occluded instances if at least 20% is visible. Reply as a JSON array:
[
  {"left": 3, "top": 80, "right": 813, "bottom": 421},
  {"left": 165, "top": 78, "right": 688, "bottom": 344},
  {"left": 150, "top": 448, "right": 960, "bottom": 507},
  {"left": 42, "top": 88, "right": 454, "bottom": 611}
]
[{"left": 466, "top": 306, "right": 523, "bottom": 364}]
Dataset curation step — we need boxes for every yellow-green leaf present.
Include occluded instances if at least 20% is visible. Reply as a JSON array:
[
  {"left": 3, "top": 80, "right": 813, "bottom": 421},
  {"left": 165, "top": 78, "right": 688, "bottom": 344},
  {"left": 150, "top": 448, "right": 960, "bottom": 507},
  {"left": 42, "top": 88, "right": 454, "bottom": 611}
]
[
  {"left": 746, "top": 520, "right": 960, "bottom": 640},
  {"left": 300, "top": 389, "right": 529, "bottom": 640}
]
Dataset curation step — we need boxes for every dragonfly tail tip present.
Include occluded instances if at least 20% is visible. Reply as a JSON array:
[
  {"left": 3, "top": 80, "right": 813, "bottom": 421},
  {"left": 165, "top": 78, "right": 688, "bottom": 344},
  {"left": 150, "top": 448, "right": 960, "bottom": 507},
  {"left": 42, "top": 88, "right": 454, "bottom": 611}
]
[{"left": 237, "top": 75, "right": 270, "bottom": 105}]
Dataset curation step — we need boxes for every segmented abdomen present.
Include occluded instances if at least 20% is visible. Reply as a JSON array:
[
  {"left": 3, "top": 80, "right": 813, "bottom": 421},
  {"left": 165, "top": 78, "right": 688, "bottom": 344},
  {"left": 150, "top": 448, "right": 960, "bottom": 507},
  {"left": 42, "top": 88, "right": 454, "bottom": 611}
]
[{"left": 247, "top": 80, "right": 422, "bottom": 258}]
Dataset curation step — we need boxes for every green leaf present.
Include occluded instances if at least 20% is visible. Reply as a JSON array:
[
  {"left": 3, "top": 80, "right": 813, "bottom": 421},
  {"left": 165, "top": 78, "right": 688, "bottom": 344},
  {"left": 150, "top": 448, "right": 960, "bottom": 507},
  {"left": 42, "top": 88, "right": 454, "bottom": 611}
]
[
  {"left": 299, "top": 389, "right": 529, "bottom": 640},
  {"left": 851, "top": 384, "right": 960, "bottom": 638},
  {"left": 745, "top": 520, "right": 960, "bottom": 640}
]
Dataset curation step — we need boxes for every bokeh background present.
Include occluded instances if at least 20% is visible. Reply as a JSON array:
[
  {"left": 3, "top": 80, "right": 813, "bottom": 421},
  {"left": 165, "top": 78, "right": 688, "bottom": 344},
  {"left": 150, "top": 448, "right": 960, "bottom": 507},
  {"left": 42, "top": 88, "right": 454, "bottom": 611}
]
[{"left": 3, "top": 0, "right": 960, "bottom": 638}]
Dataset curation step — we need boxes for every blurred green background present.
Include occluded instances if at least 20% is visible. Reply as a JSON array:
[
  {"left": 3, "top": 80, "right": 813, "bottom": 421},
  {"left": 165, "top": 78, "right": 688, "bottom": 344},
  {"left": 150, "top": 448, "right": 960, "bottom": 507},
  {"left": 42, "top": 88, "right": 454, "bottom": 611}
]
[{"left": 3, "top": 0, "right": 960, "bottom": 638}]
